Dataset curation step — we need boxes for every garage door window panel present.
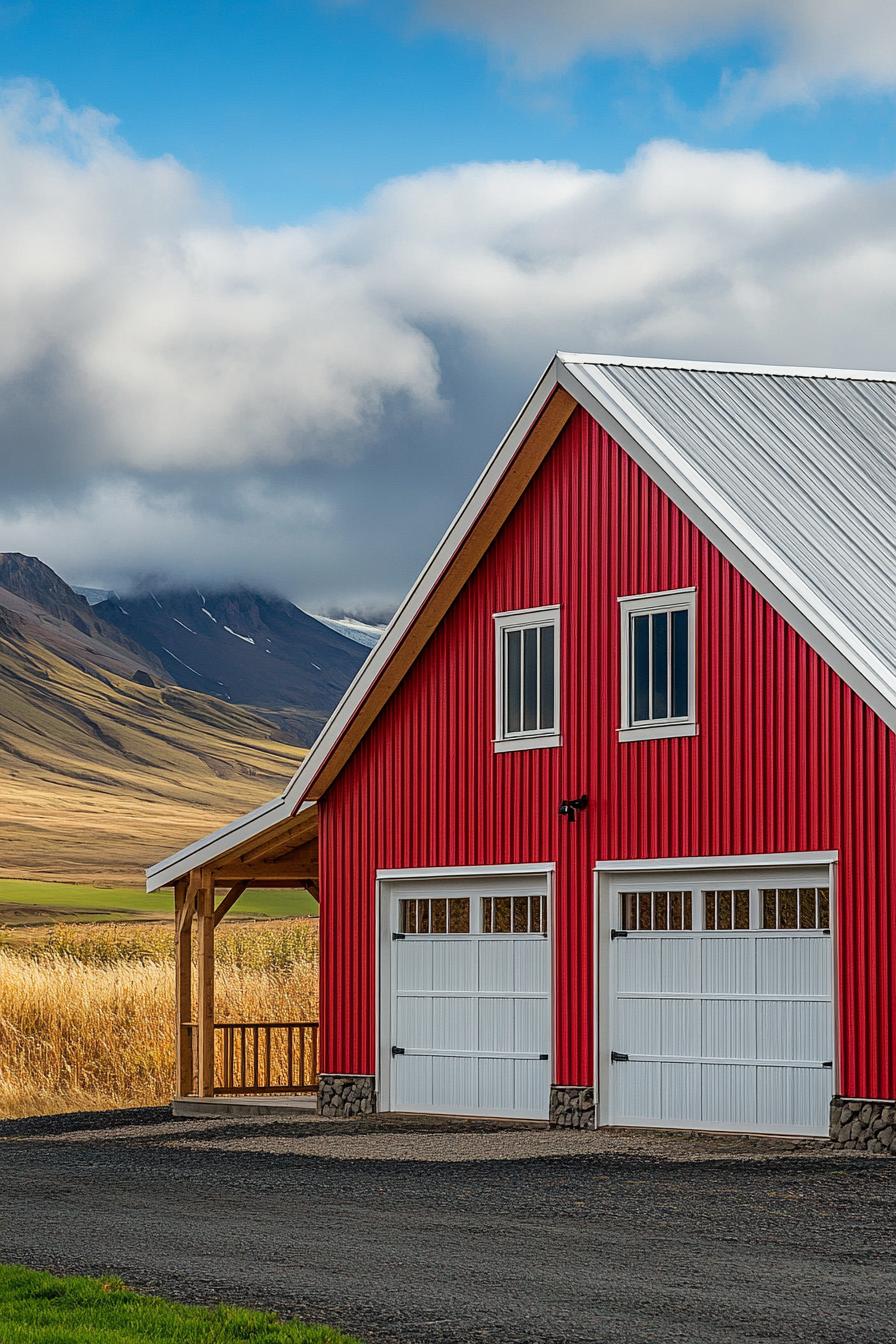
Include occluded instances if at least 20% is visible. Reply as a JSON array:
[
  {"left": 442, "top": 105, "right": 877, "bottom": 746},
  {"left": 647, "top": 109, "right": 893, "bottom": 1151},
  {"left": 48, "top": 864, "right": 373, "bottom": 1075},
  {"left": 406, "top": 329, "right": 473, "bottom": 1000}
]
[
  {"left": 761, "top": 886, "right": 830, "bottom": 930},
  {"left": 482, "top": 893, "right": 546, "bottom": 935},
  {"left": 620, "top": 889, "right": 693, "bottom": 931},
  {"left": 399, "top": 896, "right": 471, "bottom": 934}
]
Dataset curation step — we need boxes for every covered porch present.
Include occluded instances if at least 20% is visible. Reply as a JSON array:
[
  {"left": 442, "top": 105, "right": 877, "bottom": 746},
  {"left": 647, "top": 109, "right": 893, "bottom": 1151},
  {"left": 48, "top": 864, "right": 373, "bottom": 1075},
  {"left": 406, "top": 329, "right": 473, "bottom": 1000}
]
[{"left": 172, "top": 803, "right": 320, "bottom": 1107}]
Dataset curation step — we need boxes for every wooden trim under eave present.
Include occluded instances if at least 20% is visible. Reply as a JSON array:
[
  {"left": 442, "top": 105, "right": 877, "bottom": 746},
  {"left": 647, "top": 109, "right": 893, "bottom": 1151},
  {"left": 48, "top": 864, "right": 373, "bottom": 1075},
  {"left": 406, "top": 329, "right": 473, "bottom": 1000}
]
[{"left": 303, "top": 387, "right": 578, "bottom": 801}]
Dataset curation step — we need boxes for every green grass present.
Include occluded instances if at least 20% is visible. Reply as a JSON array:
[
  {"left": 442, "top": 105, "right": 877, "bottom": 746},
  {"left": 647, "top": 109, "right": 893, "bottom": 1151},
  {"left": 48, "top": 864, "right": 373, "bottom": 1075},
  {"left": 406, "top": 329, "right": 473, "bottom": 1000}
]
[
  {"left": 0, "top": 880, "right": 318, "bottom": 923},
  {"left": 0, "top": 1266, "right": 357, "bottom": 1342}
]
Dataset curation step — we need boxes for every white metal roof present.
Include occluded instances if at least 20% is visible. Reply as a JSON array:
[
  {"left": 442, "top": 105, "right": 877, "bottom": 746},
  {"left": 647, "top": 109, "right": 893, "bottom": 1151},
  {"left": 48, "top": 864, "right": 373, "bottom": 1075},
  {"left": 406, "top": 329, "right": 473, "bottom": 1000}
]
[
  {"left": 559, "top": 355, "right": 896, "bottom": 730},
  {"left": 147, "top": 352, "right": 896, "bottom": 890}
]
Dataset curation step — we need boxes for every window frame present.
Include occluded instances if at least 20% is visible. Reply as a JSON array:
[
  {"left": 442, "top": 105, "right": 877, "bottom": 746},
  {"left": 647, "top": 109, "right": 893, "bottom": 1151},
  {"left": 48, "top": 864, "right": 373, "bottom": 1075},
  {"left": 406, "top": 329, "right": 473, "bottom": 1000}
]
[
  {"left": 493, "top": 604, "right": 561, "bottom": 753},
  {"left": 618, "top": 587, "right": 697, "bottom": 743}
]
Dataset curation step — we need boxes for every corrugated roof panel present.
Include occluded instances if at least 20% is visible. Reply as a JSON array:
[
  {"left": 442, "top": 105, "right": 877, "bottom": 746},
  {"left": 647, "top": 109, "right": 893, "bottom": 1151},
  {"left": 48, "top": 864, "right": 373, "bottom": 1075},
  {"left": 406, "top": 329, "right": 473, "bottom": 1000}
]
[{"left": 569, "top": 359, "right": 896, "bottom": 690}]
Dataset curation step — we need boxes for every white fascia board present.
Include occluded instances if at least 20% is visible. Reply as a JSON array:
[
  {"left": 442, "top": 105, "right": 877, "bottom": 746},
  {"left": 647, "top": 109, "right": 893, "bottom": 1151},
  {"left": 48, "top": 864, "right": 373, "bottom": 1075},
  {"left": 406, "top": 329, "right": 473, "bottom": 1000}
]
[
  {"left": 272, "top": 357, "right": 565, "bottom": 810},
  {"left": 557, "top": 352, "right": 896, "bottom": 383},
  {"left": 560, "top": 359, "right": 896, "bottom": 734},
  {"left": 145, "top": 358, "right": 563, "bottom": 892}
]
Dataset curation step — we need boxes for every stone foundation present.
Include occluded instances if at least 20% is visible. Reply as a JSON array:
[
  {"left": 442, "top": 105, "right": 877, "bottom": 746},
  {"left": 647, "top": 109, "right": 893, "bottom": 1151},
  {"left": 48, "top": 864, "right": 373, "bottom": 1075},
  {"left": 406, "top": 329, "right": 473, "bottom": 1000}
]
[
  {"left": 549, "top": 1085, "right": 595, "bottom": 1129},
  {"left": 830, "top": 1096, "right": 896, "bottom": 1153},
  {"left": 317, "top": 1074, "right": 376, "bottom": 1118}
]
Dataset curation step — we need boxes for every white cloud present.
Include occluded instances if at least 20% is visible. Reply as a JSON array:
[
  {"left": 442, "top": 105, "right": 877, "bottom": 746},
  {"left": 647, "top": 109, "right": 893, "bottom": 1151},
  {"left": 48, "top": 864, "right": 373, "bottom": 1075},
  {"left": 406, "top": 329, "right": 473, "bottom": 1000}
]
[
  {"left": 3, "top": 82, "right": 896, "bottom": 607},
  {"left": 414, "top": 1, "right": 896, "bottom": 107},
  {"left": 0, "top": 80, "right": 441, "bottom": 472}
]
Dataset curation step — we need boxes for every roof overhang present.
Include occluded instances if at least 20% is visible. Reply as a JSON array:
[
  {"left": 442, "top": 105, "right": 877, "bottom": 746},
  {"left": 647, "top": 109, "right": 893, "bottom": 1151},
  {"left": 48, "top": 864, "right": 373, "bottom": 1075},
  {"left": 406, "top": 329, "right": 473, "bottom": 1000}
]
[{"left": 148, "top": 351, "right": 896, "bottom": 892}]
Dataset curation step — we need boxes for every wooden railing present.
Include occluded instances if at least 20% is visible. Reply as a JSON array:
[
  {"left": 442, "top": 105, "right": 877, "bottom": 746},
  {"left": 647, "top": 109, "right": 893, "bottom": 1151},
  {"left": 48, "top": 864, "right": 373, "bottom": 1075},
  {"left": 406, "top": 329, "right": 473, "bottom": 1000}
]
[{"left": 215, "top": 1021, "right": 319, "bottom": 1095}]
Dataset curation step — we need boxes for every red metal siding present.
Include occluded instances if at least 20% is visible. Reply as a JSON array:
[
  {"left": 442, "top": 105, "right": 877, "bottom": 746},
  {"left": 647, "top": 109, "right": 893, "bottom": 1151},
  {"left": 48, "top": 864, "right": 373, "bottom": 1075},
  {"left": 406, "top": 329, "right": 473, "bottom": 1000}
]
[{"left": 319, "top": 406, "right": 896, "bottom": 1098}]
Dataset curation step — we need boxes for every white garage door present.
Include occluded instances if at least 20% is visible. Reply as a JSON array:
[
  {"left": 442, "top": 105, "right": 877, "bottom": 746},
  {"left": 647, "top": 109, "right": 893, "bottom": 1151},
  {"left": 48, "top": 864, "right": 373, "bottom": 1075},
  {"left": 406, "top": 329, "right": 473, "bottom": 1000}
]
[
  {"left": 382, "top": 873, "right": 551, "bottom": 1119},
  {"left": 604, "top": 864, "right": 834, "bottom": 1137}
]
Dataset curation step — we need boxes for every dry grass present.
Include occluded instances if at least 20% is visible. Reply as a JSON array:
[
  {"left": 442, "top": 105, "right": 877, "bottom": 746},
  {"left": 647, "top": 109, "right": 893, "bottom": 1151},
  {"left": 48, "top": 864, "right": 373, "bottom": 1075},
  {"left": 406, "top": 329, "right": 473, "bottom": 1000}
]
[{"left": 0, "top": 919, "right": 319, "bottom": 1118}]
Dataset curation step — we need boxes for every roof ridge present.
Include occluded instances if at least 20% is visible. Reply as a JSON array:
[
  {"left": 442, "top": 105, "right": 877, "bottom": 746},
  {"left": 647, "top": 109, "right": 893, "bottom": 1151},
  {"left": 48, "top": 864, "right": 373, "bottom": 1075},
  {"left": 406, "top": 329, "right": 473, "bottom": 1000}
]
[{"left": 557, "top": 353, "right": 896, "bottom": 383}]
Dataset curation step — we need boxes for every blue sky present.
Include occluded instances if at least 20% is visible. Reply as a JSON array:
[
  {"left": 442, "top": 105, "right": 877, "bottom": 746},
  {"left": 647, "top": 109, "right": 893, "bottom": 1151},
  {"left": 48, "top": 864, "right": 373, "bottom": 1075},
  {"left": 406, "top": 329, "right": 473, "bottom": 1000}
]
[
  {"left": 1, "top": 1, "right": 896, "bottom": 610},
  {"left": 2, "top": 1, "right": 894, "bottom": 225}
]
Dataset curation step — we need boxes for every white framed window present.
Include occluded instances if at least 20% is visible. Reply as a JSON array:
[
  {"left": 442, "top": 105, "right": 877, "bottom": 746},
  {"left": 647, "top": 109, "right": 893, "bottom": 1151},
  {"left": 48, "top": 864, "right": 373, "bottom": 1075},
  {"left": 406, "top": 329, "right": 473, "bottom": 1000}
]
[
  {"left": 493, "top": 605, "right": 560, "bottom": 753},
  {"left": 618, "top": 588, "right": 697, "bottom": 742}
]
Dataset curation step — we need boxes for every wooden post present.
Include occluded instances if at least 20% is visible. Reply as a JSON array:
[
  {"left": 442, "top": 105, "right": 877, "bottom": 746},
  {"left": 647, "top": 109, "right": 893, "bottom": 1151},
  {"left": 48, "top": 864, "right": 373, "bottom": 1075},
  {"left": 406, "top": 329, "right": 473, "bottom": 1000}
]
[
  {"left": 196, "top": 871, "right": 216, "bottom": 1097},
  {"left": 174, "top": 878, "right": 194, "bottom": 1096}
]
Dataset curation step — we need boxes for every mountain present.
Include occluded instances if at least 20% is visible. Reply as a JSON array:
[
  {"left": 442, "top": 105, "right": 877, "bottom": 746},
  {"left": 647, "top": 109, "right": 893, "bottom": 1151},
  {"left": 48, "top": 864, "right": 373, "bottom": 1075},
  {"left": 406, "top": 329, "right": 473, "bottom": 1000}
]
[
  {"left": 72, "top": 585, "right": 115, "bottom": 605},
  {"left": 0, "top": 554, "right": 169, "bottom": 685},
  {"left": 312, "top": 614, "right": 385, "bottom": 649},
  {"left": 95, "top": 588, "right": 367, "bottom": 746},
  {"left": 0, "top": 586, "right": 304, "bottom": 885}
]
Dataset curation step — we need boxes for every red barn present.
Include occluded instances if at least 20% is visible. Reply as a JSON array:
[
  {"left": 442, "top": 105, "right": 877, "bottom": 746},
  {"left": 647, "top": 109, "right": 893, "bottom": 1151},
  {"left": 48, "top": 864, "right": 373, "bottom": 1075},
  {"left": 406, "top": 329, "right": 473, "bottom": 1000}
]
[{"left": 150, "top": 354, "right": 896, "bottom": 1149}]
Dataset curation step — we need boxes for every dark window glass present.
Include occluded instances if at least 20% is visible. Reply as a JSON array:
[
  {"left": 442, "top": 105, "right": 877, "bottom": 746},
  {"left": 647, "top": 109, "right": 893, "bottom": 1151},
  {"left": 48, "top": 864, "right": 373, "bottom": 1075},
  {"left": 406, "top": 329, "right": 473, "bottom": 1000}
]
[
  {"left": 505, "top": 629, "right": 521, "bottom": 734},
  {"left": 512, "top": 896, "right": 529, "bottom": 931},
  {"left": 778, "top": 889, "right": 798, "bottom": 929},
  {"left": 651, "top": 612, "right": 668, "bottom": 719},
  {"left": 430, "top": 899, "right": 447, "bottom": 933},
  {"left": 522, "top": 627, "right": 539, "bottom": 731},
  {"left": 493, "top": 896, "right": 512, "bottom": 932},
  {"left": 817, "top": 888, "right": 830, "bottom": 930},
  {"left": 448, "top": 899, "right": 470, "bottom": 933},
  {"left": 735, "top": 891, "right": 750, "bottom": 928},
  {"left": 632, "top": 615, "right": 650, "bottom": 722},
  {"left": 671, "top": 608, "right": 690, "bottom": 717},
  {"left": 539, "top": 624, "right": 555, "bottom": 730}
]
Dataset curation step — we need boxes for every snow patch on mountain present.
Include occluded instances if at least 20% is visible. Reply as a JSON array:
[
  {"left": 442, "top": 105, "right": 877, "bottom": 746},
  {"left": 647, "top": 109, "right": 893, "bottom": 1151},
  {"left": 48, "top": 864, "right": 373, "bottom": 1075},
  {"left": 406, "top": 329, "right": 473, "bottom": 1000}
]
[{"left": 313, "top": 614, "right": 385, "bottom": 649}]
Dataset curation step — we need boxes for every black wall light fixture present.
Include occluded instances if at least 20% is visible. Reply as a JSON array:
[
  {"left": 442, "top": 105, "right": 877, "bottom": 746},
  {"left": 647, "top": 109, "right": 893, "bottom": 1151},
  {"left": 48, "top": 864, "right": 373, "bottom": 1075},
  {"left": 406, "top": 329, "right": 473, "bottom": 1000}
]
[{"left": 559, "top": 794, "right": 588, "bottom": 823}]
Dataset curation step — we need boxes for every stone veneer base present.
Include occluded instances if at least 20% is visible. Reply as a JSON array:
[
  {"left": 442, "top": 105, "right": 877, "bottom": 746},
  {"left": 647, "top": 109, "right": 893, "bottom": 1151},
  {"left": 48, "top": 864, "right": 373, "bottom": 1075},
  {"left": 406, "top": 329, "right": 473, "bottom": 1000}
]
[
  {"left": 549, "top": 1085, "right": 595, "bottom": 1129},
  {"left": 318, "top": 1074, "right": 376, "bottom": 1118},
  {"left": 830, "top": 1096, "right": 896, "bottom": 1153}
]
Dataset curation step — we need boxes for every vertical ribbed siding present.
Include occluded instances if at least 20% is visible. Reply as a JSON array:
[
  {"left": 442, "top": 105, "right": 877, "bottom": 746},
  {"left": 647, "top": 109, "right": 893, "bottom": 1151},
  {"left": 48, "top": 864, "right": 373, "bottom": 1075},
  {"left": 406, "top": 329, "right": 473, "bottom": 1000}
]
[{"left": 319, "top": 407, "right": 896, "bottom": 1099}]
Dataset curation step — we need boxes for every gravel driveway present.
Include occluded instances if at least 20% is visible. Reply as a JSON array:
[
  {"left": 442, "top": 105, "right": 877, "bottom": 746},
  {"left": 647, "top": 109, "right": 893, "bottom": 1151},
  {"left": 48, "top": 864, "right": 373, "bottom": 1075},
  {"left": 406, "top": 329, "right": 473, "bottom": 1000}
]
[{"left": 0, "top": 1108, "right": 894, "bottom": 1343}]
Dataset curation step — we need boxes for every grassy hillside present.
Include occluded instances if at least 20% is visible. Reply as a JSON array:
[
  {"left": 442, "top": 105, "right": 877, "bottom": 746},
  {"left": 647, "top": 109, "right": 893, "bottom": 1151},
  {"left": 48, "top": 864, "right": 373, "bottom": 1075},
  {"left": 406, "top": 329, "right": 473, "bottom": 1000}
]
[{"left": 0, "top": 611, "right": 304, "bottom": 885}]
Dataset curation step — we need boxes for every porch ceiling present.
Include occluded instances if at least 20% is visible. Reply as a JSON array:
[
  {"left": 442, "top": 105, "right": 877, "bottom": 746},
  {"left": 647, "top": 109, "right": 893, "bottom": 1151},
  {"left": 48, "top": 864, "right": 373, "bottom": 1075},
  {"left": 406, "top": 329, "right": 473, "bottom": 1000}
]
[{"left": 183, "top": 803, "right": 319, "bottom": 889}]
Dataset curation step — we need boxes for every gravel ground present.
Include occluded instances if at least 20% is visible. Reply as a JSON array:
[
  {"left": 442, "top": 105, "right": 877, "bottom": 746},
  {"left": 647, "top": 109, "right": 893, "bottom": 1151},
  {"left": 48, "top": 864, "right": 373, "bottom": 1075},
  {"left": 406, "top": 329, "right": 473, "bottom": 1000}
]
[{"left": 0, "top": 1107, "right": 894, "bottom": 1344}]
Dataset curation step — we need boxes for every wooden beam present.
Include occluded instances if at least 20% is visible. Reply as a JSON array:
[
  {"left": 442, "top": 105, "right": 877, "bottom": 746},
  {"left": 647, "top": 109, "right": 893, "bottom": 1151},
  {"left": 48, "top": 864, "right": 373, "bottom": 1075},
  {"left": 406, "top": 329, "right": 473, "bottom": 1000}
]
[
  {"left": 195, "top": 870, "right": 215, "bottom": 1098},
  {"left": 211, "top": 859, "right": 318, "bottom": 883},
  {"left": 174, "top": 878, "right": 194, "bottom": 1098},
  {"left": 305, "top": 880, "right": 320, "bottom": 904},
  {"left": 213, "top": 881, "right": 247, "bottom": 927},
  {"left": 213, "top": 876, "right": 318, "bottom": 888},
  {"left": 307, "top": 388, "right": 577, "bottom": 798}
]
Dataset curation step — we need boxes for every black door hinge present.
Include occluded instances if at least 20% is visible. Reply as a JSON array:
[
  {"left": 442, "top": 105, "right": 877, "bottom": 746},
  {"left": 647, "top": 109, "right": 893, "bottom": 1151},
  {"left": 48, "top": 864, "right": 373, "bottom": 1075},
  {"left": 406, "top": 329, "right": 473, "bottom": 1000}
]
[
  {"left": 392, "top": 931, "right": 405, "bottom": 940},
  {"left": 821, "top": 1060, "right": 833, "bottom": 1069},
  {"left": 391, "top": 1045, "right": 405, "bottom": 1057},
  {"left": 539, "top": 1053, "right": 549, "bottom": 1061},
  {"left": 611, "top": 1051, "right": 629, "bottom": 1063},
  {"left": 610, "top": 929, "right": 628, "bottom": 940}
]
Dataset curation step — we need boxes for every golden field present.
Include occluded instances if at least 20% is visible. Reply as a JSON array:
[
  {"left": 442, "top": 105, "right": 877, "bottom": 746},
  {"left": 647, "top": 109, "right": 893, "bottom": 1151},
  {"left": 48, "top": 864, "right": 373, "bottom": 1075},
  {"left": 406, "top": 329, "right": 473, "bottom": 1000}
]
[{"left": 0, "top": 919, "right": 319, "bottom": 1118}]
